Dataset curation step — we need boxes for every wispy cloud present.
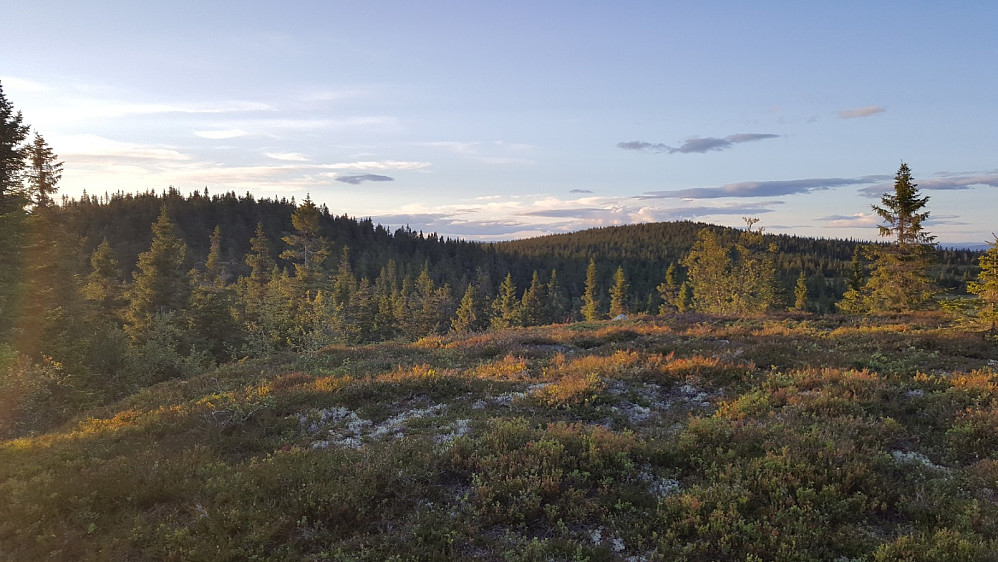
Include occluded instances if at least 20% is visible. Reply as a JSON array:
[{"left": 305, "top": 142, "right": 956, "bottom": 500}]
[
  {"left": 640, "top": 176, "right": 887, "bottom": 199},
  {"left": 419, "top": 140, "right": 534, "bottom": 165},
  {"left": 195, "top": 129, "right": 249, "bottom": 139},
  {"left": 838, "top": 105, "right": 886, "bottom": 119},
  {"left": 859, "top": 172, "right": 998, "bottom": 197},
  {"left": 322, "top": 160, "right": 431, "bottom": 171},
  {"left": 570, "top": 188, "right": 594, "bottom": 194},
  {"left": 816, "top": 212, "right": 880, "bottom": 228},
  {"left": 618, "top": 133, "right": 779, "bottom": 154},
  {"left": 265, "top": 152, "right": 309, "bottom": 161},
  {"left": 371, "top": 213, "right": 528, "bottom": 237},
  {"left": 335, "top": 174, "right": 394, "bottom": 185}
]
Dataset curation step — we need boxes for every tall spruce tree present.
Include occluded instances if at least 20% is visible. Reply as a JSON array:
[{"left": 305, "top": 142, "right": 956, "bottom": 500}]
[
  {"left": 863, "top": 162, "right": 938, "bottom": 311},
  {"left": 0, "top": 80, "right": 29, "bottom": 207},
  {"left": 281, "top": 194, "right": 329, "bottom": 295},
  {"left": 547, "top": 269, "right": 569, "bottom": 323},
  {"left": 794, "top": 270, "right": 809, "bottom": 312},
  {"left": 520, "top": 270, "right": 548, "bottom": 326},
  {"left": 127, "top": 207, "right": 190, "bottom": 336},
  {"left": 0, "top": 81, "right": 30, "bottom": 342},
  {"left": 491, "top": 273, "right": 520, "bottom": 329},
  {"left": 608, "top": 266, "right": 629, "bottom": 317},
  {"left": 452, "top": 284, "right": 480, "bottom": 334},
  {"left": 24, "top": 133, "right": 63, "bottom": 209},
  {"left": 581, "top": 258, "right": 600, "bottom": 321}
]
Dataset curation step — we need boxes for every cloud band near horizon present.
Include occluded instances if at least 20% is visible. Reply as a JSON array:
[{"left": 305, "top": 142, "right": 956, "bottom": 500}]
[{"left": 618, "top": 133, "right": 779, "bottom": 154}]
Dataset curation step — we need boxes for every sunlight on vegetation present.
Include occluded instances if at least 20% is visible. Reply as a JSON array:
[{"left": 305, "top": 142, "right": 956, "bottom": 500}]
[{"left": 2, "top": 82, "right": 998, "bottom": 558}]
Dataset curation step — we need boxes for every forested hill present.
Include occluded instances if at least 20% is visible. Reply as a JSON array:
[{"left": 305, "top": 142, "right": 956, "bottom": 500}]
[
  {"left": 61, "top": 190, "right": 980, "bottom": 314},
  {"left": 64, "top": 188, "right": 498, "bottom": 285},
  {"left": 496, "top": 221, "right": 980, "bottom": 310}
]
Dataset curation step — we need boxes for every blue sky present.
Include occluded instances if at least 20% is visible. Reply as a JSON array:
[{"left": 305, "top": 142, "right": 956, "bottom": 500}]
[{"left": 2, "top": 1, "right": 996, "bottom": 243}]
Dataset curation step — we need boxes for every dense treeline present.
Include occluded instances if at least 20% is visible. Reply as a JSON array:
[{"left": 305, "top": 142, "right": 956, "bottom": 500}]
[{"left": 497, "top": 221, "right": 981, "bottom": 313}]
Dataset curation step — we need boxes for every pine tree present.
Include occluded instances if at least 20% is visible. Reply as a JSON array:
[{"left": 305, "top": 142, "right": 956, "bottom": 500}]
[
  {"left": 608, "top": 266, "right": 629, "bottom": 317},
  {"left": 581, "top": 258, "right": 601, "bottom": 321},
  {"left": 864, "top": 163, "right": 939, "bottom": 311},
  {"left": 24, "top": 133, "right": 63, "bottom": 209}
]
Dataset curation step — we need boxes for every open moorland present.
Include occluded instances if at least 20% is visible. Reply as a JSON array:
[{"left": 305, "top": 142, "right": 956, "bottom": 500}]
[{"left": 3, "top": 312, "right": 997, "bottom": 561}]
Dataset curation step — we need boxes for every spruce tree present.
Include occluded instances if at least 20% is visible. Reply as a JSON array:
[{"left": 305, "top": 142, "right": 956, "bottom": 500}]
[
  {"left": 794, "top": 270, "right": 809, "bottom": 312},
  {"left": 452, "top": 284, "right": 479, "bottom": 334},
  {"left": 657, "top": 262, "right": 680, "bottom": 314},
  {"left": 967, "top": 234, "right": 998, "bottom": 333},
  {"left": 188, "top": 226, "right": 241, "bottom": 360},
  {"left": 24, "top": 133, "right": 63, "bottom": 209},
  {"left": 0, "top": 80, "right": 29, "bottom": 207},
  {"left": 864, "top": 162, "right": 938, "bottom": 311},
  {"left": 0, "top": 81, "right": 29, "bottom": 342},
  {"left": 82, "top": 238, "right": 124, "bottom": 315},
  {"left": 281, "top": 194, "right": 329, "bottom": 295},
  {"left": 491, "top": 273, "right": 520, "bottom": 329},
  {"left": 581, "top": 258, "right": 600, "bottom": 321},
  {"left": 547, "top": 269, "right": 569, "bottom": 323},
  {"left": 682, "top": 229, "right": 732, "bottom": 314},
  {"left": 520, "top": 270, "right": 548, "bottom": 326},
  {"left": 127, "top": 207, "right": 190, "bottom": 337},
  {"left": 676, "top": 282, "right": 693, "bottom": 313},
  {"left": 608, "top": 266, "right": 629, "bottom": 317}
]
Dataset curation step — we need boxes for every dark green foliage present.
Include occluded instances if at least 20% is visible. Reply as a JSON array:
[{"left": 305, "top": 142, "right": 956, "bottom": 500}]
[
  {"left": 608, "top": 265, "right": 628, "bottom": 316},
  {"left": 794, "top": 269, "right": 809, "bottom": 311},
  {"left": 23, "top": 132, "right": 62, "bottom": 209},
  {"left": 682, "top": 222, "right": 778, "bottom": 315},
  {"left": 127, "top": 207, "right": 190, "bottom": 336},
  {"left": 491, "top": 272, "right": 521, "bottom": 329},
  {"left": 861, "top": 163, "right": 940, "bottom": 312},
  {"left": 581, "top": 257, "right": 600, "bottom": 321},
  {"left": 967, "top": 235, "right": 998, "bottom": 332},
  {"left": 0, "top": 81, "right": 30, "bottom": 342},
  {"left": 0, "top": 80, "right": 29, "bottom": 205}
]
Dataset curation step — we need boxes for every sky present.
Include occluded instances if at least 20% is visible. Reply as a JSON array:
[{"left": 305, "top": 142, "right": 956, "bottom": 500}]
[{"left": 2, "top": 1, "right": 997, "bottom": 244}]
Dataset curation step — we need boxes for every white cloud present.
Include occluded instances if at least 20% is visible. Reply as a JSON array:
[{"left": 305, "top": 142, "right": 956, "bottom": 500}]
[
  {"left": 57, "top": 134, "right": 190, "bottom": 162},
  {"left": 265, "top": 152, "right": 309, "bottom": 161},
  {"left": 195, "top": 129, "right": 249, "bottom": 139},
  {"left": 0, "top": 75, "right": 54, "bottom": 93},
  {"left": 321, "top": 160, "right": 431, "bottom": 171}
]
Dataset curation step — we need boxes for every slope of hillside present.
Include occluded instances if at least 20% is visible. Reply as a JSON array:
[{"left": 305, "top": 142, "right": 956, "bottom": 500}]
[{"left": 2, "top": 312, "right": 997, "bottom": 560}]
